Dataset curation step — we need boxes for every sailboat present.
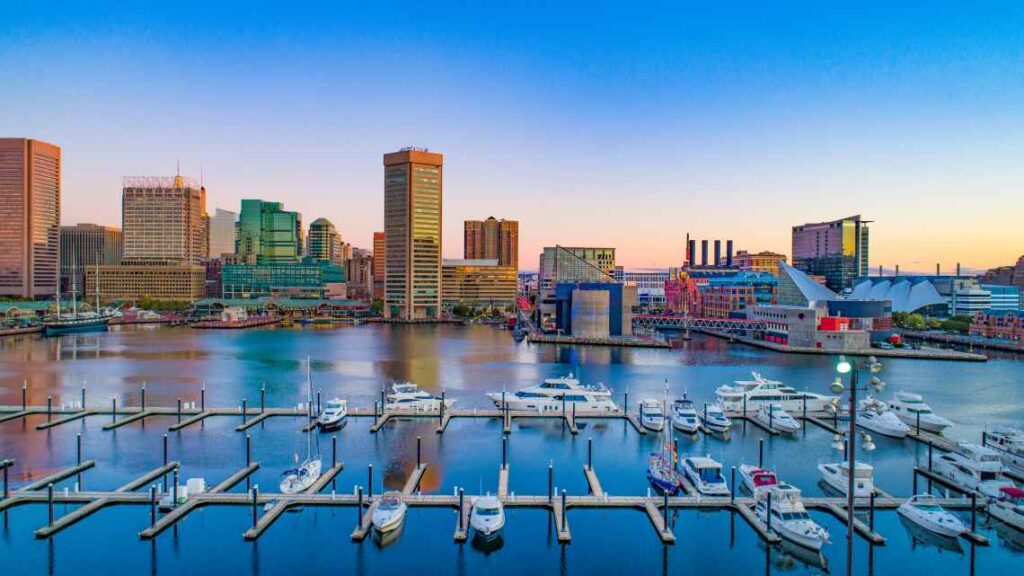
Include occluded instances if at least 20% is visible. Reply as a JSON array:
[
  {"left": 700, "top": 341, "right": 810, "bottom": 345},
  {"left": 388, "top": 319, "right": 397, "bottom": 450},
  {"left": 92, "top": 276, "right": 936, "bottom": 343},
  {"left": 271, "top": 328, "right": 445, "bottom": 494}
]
[
  {"left": 44, "top": 257, "right": 115, "bottom": 336},
  {"left": 280, "top": 357, "right": 323, "bottom": 494},
  {"left": 647, "top": 386, "right": 685, "bottom": 494}
]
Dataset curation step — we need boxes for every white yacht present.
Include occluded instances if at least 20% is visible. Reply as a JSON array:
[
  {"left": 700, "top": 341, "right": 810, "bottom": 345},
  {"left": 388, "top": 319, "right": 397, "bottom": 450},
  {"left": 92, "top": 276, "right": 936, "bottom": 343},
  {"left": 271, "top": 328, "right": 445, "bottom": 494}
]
[
  {"left": 715, "top": 372, "right": 836, "bottom": 413},
  {"left": 671, "top": 397, "right": 700, "bottom": 434},
  {"left": 754, "top": 403, "right": 801, "bottom": 434},
  {"left": 385, "top": 383, "right": 455, "bottom": 411},
  {"left": 856, "top": 397, "right": 909, "bottom": 438},
  {"left": 698, "top": 402, "right": 732, "bottom": 434},
  {"left": 316, "top": 398, "right": 348, "bottom": 431},
  {"left": 469, "top": 495, "right": 506, "bottom": 540},
  {"left": 739, "top": 463, "right": 779, "bottom": 494},
  {"left": 639, "top": 398, "right": 666, "bottom": 432},
  {"left": 817, "top": 461, "right": 874, "bottom": 498},
  {"left": 486, "top": 373, "right": 618, "bottom": 413},
  {"left": 372, "top": 491, "right": 408, "bottom": 534},
  {"left": 280, "top": 357, "right": 323, "bottom": 494},
  {"left": 887, "top": 392, "right": 953, "bottom": 434},
  {"left": 985, "top": 426, "right": 1024, "bottom": 473},
  {"left": 988, "top": 486, "right": 1024, "bottom": 531},
  {"left": 680, "top": 455, "right": 730, "bottom": 496},
  {"left": 932, "top": 442, "right": 1016, "bottom": 498},
  {"left": 754, "top": 483, "right": 830, "bottom": 551},
  {"left": 897, "top": 494, "right": 966, "bottom": 538}
]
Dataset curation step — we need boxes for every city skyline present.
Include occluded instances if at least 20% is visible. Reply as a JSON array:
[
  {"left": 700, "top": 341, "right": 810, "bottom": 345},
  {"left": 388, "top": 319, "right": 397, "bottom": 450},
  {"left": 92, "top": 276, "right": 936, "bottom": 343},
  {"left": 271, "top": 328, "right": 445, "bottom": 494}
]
[{"left": 4, "top": 3, "right": 1024, "bottom": 271}]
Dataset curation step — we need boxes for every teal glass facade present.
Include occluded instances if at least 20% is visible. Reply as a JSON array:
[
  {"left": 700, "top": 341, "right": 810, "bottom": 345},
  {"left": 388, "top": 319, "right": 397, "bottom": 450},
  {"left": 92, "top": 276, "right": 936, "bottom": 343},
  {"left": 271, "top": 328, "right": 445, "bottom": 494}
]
[{"left": 221, "top": 258, "right": 343, "bottom": 298}]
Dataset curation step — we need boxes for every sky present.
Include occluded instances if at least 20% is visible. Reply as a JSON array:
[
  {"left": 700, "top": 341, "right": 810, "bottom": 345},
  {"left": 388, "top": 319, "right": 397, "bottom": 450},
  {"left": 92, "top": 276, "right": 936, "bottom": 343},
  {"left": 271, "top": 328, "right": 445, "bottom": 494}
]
[{"left": 2, "top": 1, "right": 1023, "bottom": 272}]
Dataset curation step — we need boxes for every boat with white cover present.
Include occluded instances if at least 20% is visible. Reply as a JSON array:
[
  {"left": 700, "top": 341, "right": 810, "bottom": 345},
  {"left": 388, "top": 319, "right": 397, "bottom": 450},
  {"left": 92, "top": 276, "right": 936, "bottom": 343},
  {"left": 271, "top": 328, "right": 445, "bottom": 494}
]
[
  {"left": 754, "top": 483, "right": 830, "bottom": 551},
  {"left": 671, "top": 397, "right": 700, "bottom": 434},
  {"left": 716, "top": 372, "right": 835, "bottom": 413},
  {"left": 856, "top": 397, "right": 909, "bottom": 438},
  {"left": 470, "top": 495, "right": 506, "bottom": 540},
  {"left": 985, "top": 426, "right": 1024, "bottom": 473},
  {"left": 487, "top": 373, "right": 618, "bottom": 413},
  {"left": 817, "top": 461, "right": 874, "bottom": 498},
  {"left": 754, "top": 403, "right": 801, "bottom": 434},
  {"left": 988, "top": 486, "right": 1024, "bottom": 531},
  {"left": 372, "top": 491, "right": 408, "bottom": 534},
  {"left": 932, "top": 442, "right": 1016, "bottom": 498},
  {"left": 739, "top": 463, "right": 779, "bottom": 494},
  {"left": 698, "top": 402, "right": 731, "bottom": 434},
  {"left": 639, "top": 398, "right": 666, "bottom": 432},
  {"left": 680, "top": 455, "right": 729, "bottom": 496},
  {"left": 887, "top": 391, "right": 952, "bottom": 434},
  {"left": 897, "top": 494, "right": 966, "bottom": 538},
  {"left": 386, "top": 382, "right": 455, "bottom": 411},
  {"left": 316, "top": 398, "right": 348, "bottom": 431}
]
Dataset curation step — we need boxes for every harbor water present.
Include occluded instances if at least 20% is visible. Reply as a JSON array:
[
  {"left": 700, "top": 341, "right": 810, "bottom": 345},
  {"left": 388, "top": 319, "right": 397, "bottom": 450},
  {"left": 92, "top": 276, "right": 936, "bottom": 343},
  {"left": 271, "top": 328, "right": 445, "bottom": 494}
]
[{"left": 1, "top": 324, "right": 1022, "bottom": 574}]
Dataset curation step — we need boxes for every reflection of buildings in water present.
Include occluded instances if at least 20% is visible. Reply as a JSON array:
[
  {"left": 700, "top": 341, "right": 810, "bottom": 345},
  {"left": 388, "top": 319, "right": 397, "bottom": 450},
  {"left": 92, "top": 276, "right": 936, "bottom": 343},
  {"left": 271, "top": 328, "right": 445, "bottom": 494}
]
[{"left": 377, "top": 326, "right": 441, "bottom": 392}]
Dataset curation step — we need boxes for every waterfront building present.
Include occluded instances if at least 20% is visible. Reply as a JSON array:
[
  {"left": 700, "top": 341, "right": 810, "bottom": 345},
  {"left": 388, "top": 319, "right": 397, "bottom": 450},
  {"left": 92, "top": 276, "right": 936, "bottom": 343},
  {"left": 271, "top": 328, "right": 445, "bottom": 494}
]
[
  {"left": 86, "top": 260, "right": 205, "bottom": 303},
  {"left": 970, "top": 310, "right": 1024, "bottom": 341},
  {"left": 221, "top": 258, "right": 344, "bottom": 299},
  {"left": 982, "top": 284, "right": 1022, "bottom": 312},
  {"left": 122, "top": 175, "right": 206, "bottom": 265},
  {"left": 698, "top": 271, "right": 777, "bottom": 318},
  {"left": 372, "top": 231, "right": 386, "bottom": 300},
  {"left": 981, "top": 255, "right": 1024, "bottom": 292},
  {"left": 747, "top": 304, "right": 871, "bottom": 350},
  {"left": 776, "top": 262, "right": 840, "bottom": 307},
  {"left": 383, "top": 148, "right": 443, "bottom": 320},
  {"left": 0, "top": 138, "right": 60, "bottom": 298},
  {"left": 537, "top": 246, "right": 616, "bottom": 327},
  {"left": 190, "top": 296, "right": 372, "bottom": 320},
  {"left": 791, "top": 215, "right": 870, "bottom": 291},
  {"left": 464, "top": 217, "right": 519, "bottom": 268},
  {"left": 59, "top": 223, "right": 122, "bottom": 293},
  {"left": 441, "top": 259, "right": 517, "bottom": 310},
  {"left": 733, "top": 250, "right": 787, "bottom": 277},
  {"left": 346, "top": 251, "right": 373, "bottom": 301},
  {"left": 553, "top": 282, "right": 638, "bottom": 338},
  {"left": 613, "top": 267, "right": 670, "bottom": 308},
  {"left": 236, "top": 199, "right": 302, "bottom": 265},
  {"left": 208, "top": 208, "right": 237, "bottom": 258},
  {"left": 307, "top": 218, "right": 345, "bottom": 266},
  {"left": 850, "top": 274, "right": 991, "bottom": 317}
]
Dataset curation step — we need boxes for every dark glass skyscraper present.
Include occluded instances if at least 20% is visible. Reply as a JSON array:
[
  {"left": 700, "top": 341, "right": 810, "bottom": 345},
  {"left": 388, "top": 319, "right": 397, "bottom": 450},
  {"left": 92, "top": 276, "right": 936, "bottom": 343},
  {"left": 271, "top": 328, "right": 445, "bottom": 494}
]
[{"left": 791, "top": 215, "right": 870, "bottom": 291}]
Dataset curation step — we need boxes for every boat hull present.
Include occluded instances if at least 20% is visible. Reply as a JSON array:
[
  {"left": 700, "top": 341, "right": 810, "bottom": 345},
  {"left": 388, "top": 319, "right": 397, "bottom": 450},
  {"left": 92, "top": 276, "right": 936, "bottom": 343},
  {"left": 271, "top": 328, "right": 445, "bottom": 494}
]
[
  {"left": 672, "top": 418, "right": 699, "bottom": 433},
  {"left": 988, "top": 501, "right": 1024, "bottom": 531},
  {"left": 857, "top": 414, "right": 908, "bottom": 438},
  {"left": 317, "top": 415, "right": 348, "bottom": 431},
  {"left": 43, "top": 318, "right": 110, "bottom": 336},
  {"left": 894, "top": 413, "right": 950, "bottom": 434},
  {"left": 897, "top": 504, "right": 964, "bottom": 538},
  {"left": 373, "top": 508, "right": 407, "bottom": 534},
  {"left": 488, "top": 394, "right": 617, "bottom": 413}
]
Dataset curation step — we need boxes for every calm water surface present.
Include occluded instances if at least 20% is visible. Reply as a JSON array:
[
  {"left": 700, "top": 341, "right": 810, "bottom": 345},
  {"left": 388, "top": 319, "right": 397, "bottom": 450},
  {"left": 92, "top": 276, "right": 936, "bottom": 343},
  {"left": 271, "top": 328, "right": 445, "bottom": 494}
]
[{"left": 1, "top": 325, "right": 1022, "bottom": 574}]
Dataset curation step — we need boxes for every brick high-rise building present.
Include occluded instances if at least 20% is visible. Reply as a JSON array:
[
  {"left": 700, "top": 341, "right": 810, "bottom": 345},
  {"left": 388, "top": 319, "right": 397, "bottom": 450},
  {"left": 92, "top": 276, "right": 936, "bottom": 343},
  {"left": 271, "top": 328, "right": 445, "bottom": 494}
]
[
  {"left": 464, "top": 216, "right": 518, "bottom": 268},
  {"left": 383, "top": 148, "right": 442, "bottom": 320},
  {"left": 122, "top": 175, "right": 206, "bottom": 264},
  {"left": 372, "top": 231, "right": 386, "bottom": 300},
  {"left": 0, "top": 138, "right": 60, "bottom": 298}
]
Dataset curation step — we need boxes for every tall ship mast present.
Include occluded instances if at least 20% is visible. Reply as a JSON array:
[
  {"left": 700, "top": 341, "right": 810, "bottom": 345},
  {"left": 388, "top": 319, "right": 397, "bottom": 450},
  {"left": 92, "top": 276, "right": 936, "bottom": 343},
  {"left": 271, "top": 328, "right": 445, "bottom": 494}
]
[{"left": 43, "top": 257, "right": 115, "bottom": 336}]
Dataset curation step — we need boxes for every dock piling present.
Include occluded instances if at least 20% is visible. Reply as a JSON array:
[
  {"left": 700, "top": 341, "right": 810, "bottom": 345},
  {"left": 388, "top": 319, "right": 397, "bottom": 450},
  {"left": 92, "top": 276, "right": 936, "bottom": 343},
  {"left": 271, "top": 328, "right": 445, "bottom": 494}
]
[
  {"left": 111, "top": 398, "right": 116, "bottom": 424},
  {"left": 3, "top": 465, "right": 7, "bottom": 500},
  {"left": 587, "top": 437, "right": 593, "bottom": 470},
  {"left": 662, "top": 490, "right": 669, "bottom": 533},
  {"left": 201, "top": 386, "right": 205, "bottom": 411},
  {"left": 502, "top": 436, "right": 507, "bottom": 469},
  {"left": 316, "top": 390, "right": 321, "bottom": 416},
  {"left": 357, "top": 486, "right": 364, "bottom": 528},
  {"left": 802, "top": 395, "right": 807, "bottom": 419},
  {"left": 730, "top": 467, "right": 736, "bottom": 504},
  {"left": 971, "top": 493, "right": 977, "bottom": 532},
  {"left": 758, "top": 439, "right": 764, "bottom": 468},
  {"left": 251, "top": 487, "right": 258, "bottom": 529},
  {"left": 245, "top": 435, "right": 252, "bottom": 468},
  {"left": 869, "top": 492, "right": 875, "bottom": 529},
  {"left": 766, "top": 491, "right": 772, "bottom": 534},
  {"left": 150, "top": 486, "right": 156, "bottom": 527},
  {"left": 22, "top": 382, "right": 27, "bottom": 411},
  {"left": 459, "top": 488, "right": 465, "bottom": 532},
  {"left": 177, "top": 398, "right": 182, "bottom": 423},
  {"left": 261, "top": 385, "right": 265, "bottom": 414},
  {"left": 561, "top": 489, "right": 567, "bottom": 527},
  {"left": 242, "top": 399, "right": 247, "bottom": 424},
  {"left": 548, "top": 462, "right": 554, "bottom": 502},
  {"left": 916, "top": 411, "right": 921, "bottom": 435},
  {"left": 928, "top": 441, "right": 933, "bottom": 471},
  {"left": 624, "top": 390, "right": 629, "bottom": 414},
  {"left": 141, "top": 383, "right": 146, "bottom": 411},
  {"left": 172, "top": 468, "right": 178, "bottom": 509},
  {"left": 163, "top": 434, "right": 169, "bottom": 488},
  {"left": 47, "top": 396, "right": 52, "bottom": 422},
  {"left": 76, "top": 434, "right": 83, "bottom": 490},
  {"left": 416, "top": 436, "right": 421, "bottom": 468},
  {"left": 368, "top": 464, "right": 373, "bottom": 499},
  {"left": 768, "top": 404, "right": 774, "bottom": 431},
  {"left": 47, "top": 483, "right": 54, "bottom": 527}
]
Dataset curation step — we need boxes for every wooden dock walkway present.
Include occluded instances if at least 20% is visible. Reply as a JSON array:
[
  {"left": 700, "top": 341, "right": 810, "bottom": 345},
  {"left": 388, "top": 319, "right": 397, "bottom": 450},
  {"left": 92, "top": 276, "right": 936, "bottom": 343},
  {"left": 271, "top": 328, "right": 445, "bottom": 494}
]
[
  {"left": 643, "top": 502, "right": 676, "bottom": 543},
  {"left": 625, "top": 414, "right": 647, "bottom": 435},
  {"left": 498, "top": 466, "right": 510, "bottom": 498},
  {"left": 210, "top": 463, "right": 260, "bottom": 494},
  {"left": 583, "top": 466, "right": 604, "bottom": 497},
  {"left": 402, "top": 464, "right": 426, "bottom": 496},
  {"left": 801, "top": 415, "right": 841, "bottom": 435},
  {"left": 17, "top": 461, "right": 96, "bottom": 493},
  {"left": 820, "top": 502, "right": 886, "bottom": 545},
  {"left": 0, "top": 409, "right": 42, "bottom": 424},
  {"left": 103, "top": 410, "right": 157, "bottom": 430},
  {"left": 36, "top": 410, "right": 95, "bottom": 430},
  {"left": 436, "top": 413, "right": 452, "bottom": 433},
  {"left": 350, "top": 499, "right": 378, "bottom": 541},
  {"left": 733, "top": 502, "right": 782, "bottom": 544},
  {"left": 550, "top": 499, "right": 571, "bottom": 542},
  {"left": 452, "top": 498, "right": 472, "bottom": 541},
  {"left": 369, "top": 414, "right": 392, "bottom": 433}
]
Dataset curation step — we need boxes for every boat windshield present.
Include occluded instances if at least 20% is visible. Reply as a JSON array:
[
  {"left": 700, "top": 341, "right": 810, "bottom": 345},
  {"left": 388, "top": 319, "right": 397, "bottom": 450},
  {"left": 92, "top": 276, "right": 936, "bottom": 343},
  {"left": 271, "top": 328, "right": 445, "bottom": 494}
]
[
  {"left": 915, "top": 504, "right": 944, "bottom": 511},
  {"left": 475, "top": 507, "right": 501, "bottom": 516},
  {"left": 392, "top": 384, "right": 417, "bottom": 393},
  {"left": 379, "top": 496, "right": 402, "bottom": 510}
]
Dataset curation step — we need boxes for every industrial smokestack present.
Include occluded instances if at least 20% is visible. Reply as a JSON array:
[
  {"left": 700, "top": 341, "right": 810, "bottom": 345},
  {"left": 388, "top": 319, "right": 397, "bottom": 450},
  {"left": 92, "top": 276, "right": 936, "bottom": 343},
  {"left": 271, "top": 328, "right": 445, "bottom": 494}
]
[
  {"left": 895, "top": 264, "right": 899, "bottom": 276},
  {"left": 936, "top": 263, "right": 941, "bottom": 276},
  {"left": 726, "top": 240, "right": 733, "bottom": 267},
  {"left": 685, "top": 233, "right": 691, "bottom": 265},
  {"left": 878, "top": 264, "right": 882, "bottom": 277},
  {"left": 688, "top": 239, "right": 696, "bottom": 267},
  {"left": 701, "top": 240, "right": 708, "bottom": 267},
  {"left": 956, "top": 262, "right": 961, "bottom": 276},
  {"left": 714, "top": 240, "right": 722, "bottom": 267}
]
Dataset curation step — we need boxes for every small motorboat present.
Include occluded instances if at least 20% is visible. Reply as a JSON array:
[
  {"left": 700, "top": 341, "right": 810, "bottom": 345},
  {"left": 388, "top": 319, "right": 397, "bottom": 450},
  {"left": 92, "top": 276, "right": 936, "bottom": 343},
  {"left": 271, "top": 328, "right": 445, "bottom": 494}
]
[
  {"left": 317, "top": 398, "right": 348, "bottom": 431},
  {"left": 639, "top": 398, "right": 666, "bottom": 432},
  {"left": 988, "top": 486, "right": 1024, "bottom": 531},
  {"left": 671, "top": 397, "right": 700, "bottom": 434},
  {"left": 698, "top": 402, "right": 732, "bottom": 434},
  {"left": 754, "top": 483, "right": 830, "bottom": 551},
  {"left": 887, "top": 391, "right": 953, "bottom": 434},
  {"left": 754, "top": 403, "right": 801, "bottom": 434},
  {"left": 739, "top": 463, "right": 779, "bottom": 494},
  {"left": 857, "top": 397, "right": 909, "bottom": 438},
  {"left": 679, "top": 455, "right": 730, "bottom": 496},
  {"left": 897, "top": 494, "right": 966, "bottom": 538},
  {"left": 469, "top": 494, "right": 506, "bottom": 540},
  {"left": 386, "top": 382, "right": 455, "bottom": 412},
  {"left": 899, "top": 514, "right": 965, "bottom": 554},
  {"left": 372, "top": 491, "right": 408, "bottom": 534},
  {"left": 817, "top": 461, "right": 873, "bottom": 498}
]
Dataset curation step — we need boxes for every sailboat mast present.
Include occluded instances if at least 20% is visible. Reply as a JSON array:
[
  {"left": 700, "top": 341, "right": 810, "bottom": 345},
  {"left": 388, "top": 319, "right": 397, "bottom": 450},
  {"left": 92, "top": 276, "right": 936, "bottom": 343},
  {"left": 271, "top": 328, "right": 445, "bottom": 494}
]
[
  {"left": 307, "top": 356, "right": 312, "bottom": 461},
  {"left": 94, "top": 252, "right": 100, "bottom": 312},
  {"left": 71, "top": 255, "right": 78, "bottom": 316}
]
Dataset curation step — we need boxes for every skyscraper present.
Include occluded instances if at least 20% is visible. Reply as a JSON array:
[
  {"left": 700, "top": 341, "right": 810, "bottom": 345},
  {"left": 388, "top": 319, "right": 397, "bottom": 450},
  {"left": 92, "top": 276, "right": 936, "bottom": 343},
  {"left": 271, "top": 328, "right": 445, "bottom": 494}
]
[
  {"left": 0, "top": 138, "right": 60, "bottom": 298},
  {"left": 60, "top": 223, "right": 122, "bottom": 292},
  {"left": 236, "top": 199, "right": 302, "bottom": 264},
  {"left": 372, "top": 231, "right": 386, "bottom": 300},
  {"left": 307, "top": 218, "right": 344, "bottom": 265},
  {"left": 208, "top": 208, "right": 238, "bottom": 258},
  {"left": 122, "top": 175, "right": 205, "bottom": 264},
  {"left": 464, "top": 216, "right": 519, "bottom": 268},
  {"left": 383, "top": 148, "right": 442, "bottom": 320},
  {"left": 791, "top": 215, "right": 870, "bottom": 291}
]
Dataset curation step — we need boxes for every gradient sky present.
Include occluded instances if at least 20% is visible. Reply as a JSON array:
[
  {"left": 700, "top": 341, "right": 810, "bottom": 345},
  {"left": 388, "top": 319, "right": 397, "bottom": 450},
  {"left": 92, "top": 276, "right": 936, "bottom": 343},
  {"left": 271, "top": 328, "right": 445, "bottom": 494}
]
[{"left": 2, "top": 1, "right": 1023, "bottom": 271}]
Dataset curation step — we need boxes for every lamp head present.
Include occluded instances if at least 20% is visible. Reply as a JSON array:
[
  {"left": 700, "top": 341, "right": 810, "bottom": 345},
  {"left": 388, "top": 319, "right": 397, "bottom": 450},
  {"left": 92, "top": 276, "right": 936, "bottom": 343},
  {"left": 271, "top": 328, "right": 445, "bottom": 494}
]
[
  {"left": 836, "top": 356, "right": 853, "bottom": 374},
  {"left": 829, "top": 377, "right": 845, "bottom": 394}
]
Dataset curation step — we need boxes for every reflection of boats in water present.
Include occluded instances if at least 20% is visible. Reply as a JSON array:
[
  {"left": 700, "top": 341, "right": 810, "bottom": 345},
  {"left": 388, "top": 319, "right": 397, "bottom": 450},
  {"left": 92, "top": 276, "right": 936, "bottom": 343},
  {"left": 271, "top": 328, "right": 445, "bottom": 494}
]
[
  {"left": 991, "top": 518, "right": 1024, "bottom": 551},
  {"left": 898, "top": 513, "right": 964, "bottom": 554},
  {"left": 776, "top": 538, "right": 829, "bottom": 570}
]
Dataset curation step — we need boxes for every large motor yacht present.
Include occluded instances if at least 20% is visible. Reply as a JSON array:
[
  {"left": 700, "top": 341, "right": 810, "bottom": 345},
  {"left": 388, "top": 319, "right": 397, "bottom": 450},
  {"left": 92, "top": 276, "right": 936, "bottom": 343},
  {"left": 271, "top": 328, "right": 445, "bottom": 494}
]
[
  {"left": 932, "top": 442, "right": 1016, "bottom": 498},
  {"left": 679, "top": 455, "right": 730, "bottom": 496},
  {"left": 887, "top": 392, "right": 953, "bottom": 434},
  {"left": 985, "top": 426, "right": 1024, "bottom": 473},
  {"left": 385, "top": 383, "right": 455, "bottom": 411},
  {"left": 817, "top": 461, "right": 874, "bottom": 498},
  {"left": 487, "top": 373, "right": 618, "bottom": 413},
  {"left": 856, "top": 397, "right": 909, "bottom": 438},
  {"left": 715, "top": 372, "right": 835, "bottom": 413}
]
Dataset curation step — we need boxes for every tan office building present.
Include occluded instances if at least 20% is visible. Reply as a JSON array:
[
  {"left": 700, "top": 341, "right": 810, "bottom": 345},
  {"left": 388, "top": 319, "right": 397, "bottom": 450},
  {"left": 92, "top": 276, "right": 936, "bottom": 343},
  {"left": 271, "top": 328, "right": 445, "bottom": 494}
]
[
  {"left": 383, "top": 148, "right": 442, "bottom": 320},
  {"left": 464, "top": 217, "right": 518, "bottom": 268},
  {"left": 372, "top": 231, "right": 386, "bottom": 300},
  {"left": 122, "top": 175, "right": 207, "bottom": 264},
  {"left": 442, "top": 259, "right": 517, "bottom": 309},
  {"left": 0, "top": 138, "right": 60, "bottom": 298},
  {"left": 86, "top": 260, "right": 205, "bottom": 303}
]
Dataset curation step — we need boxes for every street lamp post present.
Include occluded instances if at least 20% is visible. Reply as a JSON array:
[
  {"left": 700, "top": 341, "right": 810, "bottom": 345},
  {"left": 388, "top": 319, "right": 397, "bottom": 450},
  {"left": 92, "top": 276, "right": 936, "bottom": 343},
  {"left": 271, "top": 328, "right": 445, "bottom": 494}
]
[{"left": 831, "top": 355, "right": 883, "bottom": 576}]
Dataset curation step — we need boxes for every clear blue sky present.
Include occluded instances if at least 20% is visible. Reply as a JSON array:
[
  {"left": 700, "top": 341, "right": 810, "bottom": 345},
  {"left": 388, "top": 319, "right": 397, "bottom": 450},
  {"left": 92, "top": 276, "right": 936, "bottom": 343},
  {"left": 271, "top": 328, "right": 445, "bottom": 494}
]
[{"left": 2, "top": 1, "right": 1022, "bottom": 270}]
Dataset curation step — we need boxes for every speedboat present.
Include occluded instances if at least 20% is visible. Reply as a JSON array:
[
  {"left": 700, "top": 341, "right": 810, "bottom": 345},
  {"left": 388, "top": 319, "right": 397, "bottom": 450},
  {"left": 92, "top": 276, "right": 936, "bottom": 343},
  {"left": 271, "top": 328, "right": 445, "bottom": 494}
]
[
  {"left": 932, "top": 442, "right": 1016, "bottom": 498},
  {"left": 385, "top": 382, "right": 455, "bottom": 411},
  {"left": 372, "top": 491, "right": 408, "bottom": 534},
  {"left": 487, "top": 373, "right": 618, "bottom": 413},
  {"left": 639, "top": 398, "right": 666, "bottom": 431},
  {"left": 817, "top": 461, "right": 873, "bottom": 498},
  {"left": 680, "top": 455, "right": 730, "bottom": 496},
  {"left": 316, "top": 398, "right": 348, "bottom": 431},
  {"left": 887, "top": 391, "right": 953, "bottom": 434},
  {"left": 470, "top": 495, "right": 506, "bottom": 540},
  {"left": 988, "top": 486, "right": 1024, "bottom": 531},
  {"left": 281, "top": 357, "right": 323, "bottom": 494},
  {"left": 715, "top": 372, "right": 836, "bottom": 413},
  {"left": 698, "top": 402, "right": 732, "bottom": 434},
  {"left": 897, "top": 494, "right": 966, "bottom": 538},
  {"left": 899, "top": 514, "right": 965, "bottom": 554},
  {"left": 754, "top": 483, "right": 830, "bottom": 551},
  {"left": 754, "top": 403, "right": 801, "bottom": 434},
  {"left": 856, "top": 397, "right": 909, "bottom": 438},
  {"left": 739, "top": 463, "right": 779, "bottom": 494},
  {"left": 670, "top": 397, "right": 700, "bottom": 434},
  {"left": 985, "top": 426, "right": 1024, "bottom": 473}
]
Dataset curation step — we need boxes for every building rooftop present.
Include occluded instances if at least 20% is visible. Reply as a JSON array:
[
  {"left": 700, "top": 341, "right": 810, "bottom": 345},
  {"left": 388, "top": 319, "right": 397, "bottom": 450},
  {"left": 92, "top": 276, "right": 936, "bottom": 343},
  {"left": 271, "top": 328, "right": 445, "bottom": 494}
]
[{"left": 849, "top": 277, "right": 948, "bottom": 313}]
